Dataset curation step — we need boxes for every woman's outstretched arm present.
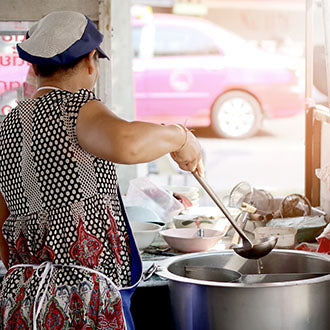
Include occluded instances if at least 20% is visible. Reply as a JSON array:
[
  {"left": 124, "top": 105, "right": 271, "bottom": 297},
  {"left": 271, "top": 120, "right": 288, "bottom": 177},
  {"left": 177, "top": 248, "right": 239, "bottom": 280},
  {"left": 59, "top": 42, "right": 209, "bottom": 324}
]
[{"left": 77, "top": 100, "right": 203, "bottom": 175}]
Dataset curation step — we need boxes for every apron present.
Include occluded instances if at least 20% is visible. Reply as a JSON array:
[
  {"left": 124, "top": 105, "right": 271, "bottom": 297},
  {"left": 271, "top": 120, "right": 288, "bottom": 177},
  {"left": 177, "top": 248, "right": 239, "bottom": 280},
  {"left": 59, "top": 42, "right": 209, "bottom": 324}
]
[
  {"left": 7, "top": 188, "right": 142, "bottom": 330},
  {"left": 0, "top": 87, "right": 143, "bottom": 329}
]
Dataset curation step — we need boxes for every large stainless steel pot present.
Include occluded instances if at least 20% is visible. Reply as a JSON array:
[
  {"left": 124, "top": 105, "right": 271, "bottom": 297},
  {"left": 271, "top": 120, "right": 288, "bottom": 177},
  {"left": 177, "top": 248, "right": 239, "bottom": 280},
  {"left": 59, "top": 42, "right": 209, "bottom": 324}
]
[{"left": 156, "top": 250, "right": 330, "bottom": 330}]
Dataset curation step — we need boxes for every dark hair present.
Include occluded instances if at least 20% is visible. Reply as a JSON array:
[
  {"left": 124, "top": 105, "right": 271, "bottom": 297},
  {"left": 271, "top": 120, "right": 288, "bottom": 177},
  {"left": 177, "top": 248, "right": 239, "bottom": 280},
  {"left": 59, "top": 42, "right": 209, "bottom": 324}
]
[{"left": 35, "top": 49, "right": 100, "bottom": 77}]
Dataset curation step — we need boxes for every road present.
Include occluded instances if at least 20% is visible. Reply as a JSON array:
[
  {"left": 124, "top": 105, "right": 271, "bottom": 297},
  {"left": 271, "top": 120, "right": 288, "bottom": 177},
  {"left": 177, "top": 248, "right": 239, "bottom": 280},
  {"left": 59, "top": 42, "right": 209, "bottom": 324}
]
[
  {"left": 146, "top": 111, "right": 306, "bottom": 204},
  {"left": 194, "top": 112, "right": 306, "bottom": 199}
]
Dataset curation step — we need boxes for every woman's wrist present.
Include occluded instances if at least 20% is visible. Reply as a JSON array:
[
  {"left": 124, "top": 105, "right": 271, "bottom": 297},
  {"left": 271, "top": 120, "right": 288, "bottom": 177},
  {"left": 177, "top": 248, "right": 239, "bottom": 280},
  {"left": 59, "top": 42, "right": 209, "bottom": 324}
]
[{"left": 173, "top": 124, "right": 189, "bottom": 152}]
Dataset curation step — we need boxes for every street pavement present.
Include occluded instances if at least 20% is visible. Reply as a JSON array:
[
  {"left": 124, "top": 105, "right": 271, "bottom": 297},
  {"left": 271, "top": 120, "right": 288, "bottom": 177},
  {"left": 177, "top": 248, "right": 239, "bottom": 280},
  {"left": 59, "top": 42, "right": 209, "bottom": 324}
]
[
  {"left": 196, "top": 112, "right": 305, "bottom": 198},
  {"left": 148, "top": 112, "right": 306, "bottom": 204}
]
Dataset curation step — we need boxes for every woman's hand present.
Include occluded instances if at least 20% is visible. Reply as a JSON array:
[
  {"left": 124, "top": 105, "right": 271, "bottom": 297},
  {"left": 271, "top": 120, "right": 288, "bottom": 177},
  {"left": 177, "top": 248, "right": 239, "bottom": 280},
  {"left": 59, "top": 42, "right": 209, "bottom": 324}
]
[{"left": 170, "top": 129, "right": 204, "bottom": 177}]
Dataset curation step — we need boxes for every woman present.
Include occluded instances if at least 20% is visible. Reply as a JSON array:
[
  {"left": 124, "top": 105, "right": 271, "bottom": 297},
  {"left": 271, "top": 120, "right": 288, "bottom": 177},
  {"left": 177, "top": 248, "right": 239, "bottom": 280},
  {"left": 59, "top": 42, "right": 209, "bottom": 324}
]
[{"left": 0, "top": 11, "right": 203, "bottom": 330}]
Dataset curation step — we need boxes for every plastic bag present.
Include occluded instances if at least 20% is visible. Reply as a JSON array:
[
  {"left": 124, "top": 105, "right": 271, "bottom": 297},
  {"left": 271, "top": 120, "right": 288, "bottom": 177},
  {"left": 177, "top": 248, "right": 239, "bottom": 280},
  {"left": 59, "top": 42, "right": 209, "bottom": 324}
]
[
  {"left": 315, "top": 163, "right": 330, "bottom": 192},
  {"left": 124, "top": 177, "right": 183, "bottom": 223}
]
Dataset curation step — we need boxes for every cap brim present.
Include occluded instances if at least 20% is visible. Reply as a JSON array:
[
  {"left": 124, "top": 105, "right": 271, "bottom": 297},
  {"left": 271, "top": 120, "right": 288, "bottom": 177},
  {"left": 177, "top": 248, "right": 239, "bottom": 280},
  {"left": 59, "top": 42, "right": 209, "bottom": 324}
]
[{"left": 97, "top": 46, "right": 109, "bottom": 60}]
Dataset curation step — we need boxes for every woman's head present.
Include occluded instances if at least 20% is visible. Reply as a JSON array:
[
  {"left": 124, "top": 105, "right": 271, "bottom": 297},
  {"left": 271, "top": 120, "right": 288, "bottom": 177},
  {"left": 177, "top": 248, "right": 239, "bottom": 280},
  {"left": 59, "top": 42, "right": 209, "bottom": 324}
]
[
  {"left": 17, "top": 11, "right": 108, "bottom": 87},
  {"left": 34, "top": 49, "right": 101, "bottom": 78}
]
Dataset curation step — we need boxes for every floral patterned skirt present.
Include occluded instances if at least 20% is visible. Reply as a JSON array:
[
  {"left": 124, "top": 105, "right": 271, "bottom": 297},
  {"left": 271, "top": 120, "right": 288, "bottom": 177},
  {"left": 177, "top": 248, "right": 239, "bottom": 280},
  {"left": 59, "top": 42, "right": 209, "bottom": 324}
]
[{"left": 0, "top": 263, "right": 126, "bottom": 330}]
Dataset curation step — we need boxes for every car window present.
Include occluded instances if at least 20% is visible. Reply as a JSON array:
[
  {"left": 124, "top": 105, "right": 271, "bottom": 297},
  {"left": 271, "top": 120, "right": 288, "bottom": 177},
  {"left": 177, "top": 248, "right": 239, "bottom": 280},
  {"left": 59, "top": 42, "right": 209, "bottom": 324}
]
[
  {"left": 132, "top": 26, "right": 142, "bottom": 58},
  {"left": 153, "top": 25, "right": 220, "bottom": 57}
]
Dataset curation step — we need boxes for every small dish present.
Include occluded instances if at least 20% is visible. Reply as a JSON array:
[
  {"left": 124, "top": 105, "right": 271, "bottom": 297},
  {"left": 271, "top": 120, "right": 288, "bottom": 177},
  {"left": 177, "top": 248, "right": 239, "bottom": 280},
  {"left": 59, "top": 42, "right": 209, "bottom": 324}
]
[
  {"left": 130, "top": 222, "right": 162, "bottom": 250},
  {"left": 160, "top": 228, "right": 225, "bottom": 253}
]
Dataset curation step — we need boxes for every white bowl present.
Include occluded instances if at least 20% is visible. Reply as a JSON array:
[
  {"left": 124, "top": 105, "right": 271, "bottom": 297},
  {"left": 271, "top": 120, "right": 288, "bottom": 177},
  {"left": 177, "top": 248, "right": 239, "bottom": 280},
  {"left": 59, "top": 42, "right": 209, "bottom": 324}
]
[
  {"left": 160, "top": 228, "right": 225, "bottom": 253},
  {"left": 174, "top": 206, "right": 240, "bottom": 233},
  {"left": 173, "top": 214, "right": 222, "bottom": 229},
  {"left": 130, "top": 222, "right": 162, "bottom": 250}
]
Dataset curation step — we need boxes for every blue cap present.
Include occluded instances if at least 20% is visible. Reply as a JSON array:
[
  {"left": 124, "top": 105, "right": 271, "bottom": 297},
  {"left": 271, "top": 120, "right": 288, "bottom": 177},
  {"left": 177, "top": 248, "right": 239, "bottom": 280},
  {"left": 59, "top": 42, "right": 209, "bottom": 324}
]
[{"left": 16, "top": 11, "right": 109, "bottom": 66}]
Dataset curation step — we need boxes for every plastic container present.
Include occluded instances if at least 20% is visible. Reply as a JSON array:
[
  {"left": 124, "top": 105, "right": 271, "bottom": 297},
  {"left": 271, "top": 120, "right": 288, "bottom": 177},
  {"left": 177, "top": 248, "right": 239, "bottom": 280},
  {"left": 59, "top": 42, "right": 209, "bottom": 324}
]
[{"left": 254, "top": 226, "right": 297, "bottom": 249}]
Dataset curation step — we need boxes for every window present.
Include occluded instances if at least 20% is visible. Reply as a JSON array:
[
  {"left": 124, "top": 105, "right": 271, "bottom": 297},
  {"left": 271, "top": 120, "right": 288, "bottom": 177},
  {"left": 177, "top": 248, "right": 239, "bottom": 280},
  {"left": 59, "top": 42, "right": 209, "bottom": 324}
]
[{"left": 153, "top": 25, "right": 219, "bottom": 57}]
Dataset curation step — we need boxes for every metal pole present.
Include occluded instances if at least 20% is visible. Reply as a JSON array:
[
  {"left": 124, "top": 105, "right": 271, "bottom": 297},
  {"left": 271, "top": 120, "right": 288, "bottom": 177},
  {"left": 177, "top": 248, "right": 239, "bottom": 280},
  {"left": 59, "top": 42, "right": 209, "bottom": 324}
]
[
  {"left": 322, "top": 0, "right": 330, "bottom": 109},
  {"left": 305, "top": 0, "right": 314, "bottom": 201},
  {"left": 98, "top": 0, "right": 112, "bottom": 108},
  {"left": 110, "top": 0, "right": 138, "bottom": 193}
]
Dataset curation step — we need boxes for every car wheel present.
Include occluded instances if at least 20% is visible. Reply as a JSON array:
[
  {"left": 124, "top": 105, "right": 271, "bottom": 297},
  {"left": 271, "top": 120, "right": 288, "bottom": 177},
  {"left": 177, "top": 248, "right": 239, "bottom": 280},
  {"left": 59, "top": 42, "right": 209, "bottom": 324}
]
[{"left": 211, "top": 90, "right": 263, "bottom": 139}]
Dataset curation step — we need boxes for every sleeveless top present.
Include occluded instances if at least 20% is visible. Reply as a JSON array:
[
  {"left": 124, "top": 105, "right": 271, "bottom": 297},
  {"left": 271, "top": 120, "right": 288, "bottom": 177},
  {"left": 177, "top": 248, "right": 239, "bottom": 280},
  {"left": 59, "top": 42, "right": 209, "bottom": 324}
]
[{"left": 0, "top": 89, "right": 133, "bottom": 329}]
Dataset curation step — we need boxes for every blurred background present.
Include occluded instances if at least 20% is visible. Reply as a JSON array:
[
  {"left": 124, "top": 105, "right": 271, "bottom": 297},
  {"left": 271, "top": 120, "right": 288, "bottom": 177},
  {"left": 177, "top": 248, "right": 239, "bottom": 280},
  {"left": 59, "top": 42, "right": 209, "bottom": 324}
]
[{"left": 0, "top": 0, "right": 328, "bottom": 201}]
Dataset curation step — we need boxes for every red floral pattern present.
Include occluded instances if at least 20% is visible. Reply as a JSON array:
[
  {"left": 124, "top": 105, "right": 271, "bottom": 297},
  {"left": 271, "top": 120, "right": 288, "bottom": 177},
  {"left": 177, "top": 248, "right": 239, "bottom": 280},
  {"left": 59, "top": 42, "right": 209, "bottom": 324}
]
[
  {"left": 5, "top": 287, "right": 28, "bottom": 330},
  {"left": 43, "top": 298, "right": 66, "bottom": 330},
  {"left": 14, "top": 232, "right": 39, "bottom": 264},
  {"left": 87, "top": 274, "right": 101, "bottom": 327},
  {"left": 69, "top": 291, "right": 84, "bottom": 328},
  {"left": 107, "top": 208, "right": 123, "bottom": 265},
  {"left": 97, "top": 291, "right": 124, "bottom": 330},
  {"left": 69, "top": 218, "right": 103, "bottom": 267},
  {"left": 23, "top": 267, "right": 34, "bottom": 282},
  {"left": 35, "top": 231, "right": 55, "bottom": 263},
  {"left": 10, "top": 231, "right": 55, "bottom": 267}
]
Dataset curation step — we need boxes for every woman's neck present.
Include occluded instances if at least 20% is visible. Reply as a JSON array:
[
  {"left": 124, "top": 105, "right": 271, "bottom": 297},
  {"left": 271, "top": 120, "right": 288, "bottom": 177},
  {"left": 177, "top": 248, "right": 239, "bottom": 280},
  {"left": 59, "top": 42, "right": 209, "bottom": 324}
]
[{"left": 34, "top": 73, "right": 92, "bottom": 98}]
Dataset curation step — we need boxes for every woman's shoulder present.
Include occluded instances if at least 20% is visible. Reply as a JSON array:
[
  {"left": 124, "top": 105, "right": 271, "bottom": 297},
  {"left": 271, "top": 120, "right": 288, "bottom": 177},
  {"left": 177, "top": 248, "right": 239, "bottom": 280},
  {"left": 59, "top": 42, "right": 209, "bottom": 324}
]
[{"left": 65, "top": 89, "right": 101, "bottom": 114}]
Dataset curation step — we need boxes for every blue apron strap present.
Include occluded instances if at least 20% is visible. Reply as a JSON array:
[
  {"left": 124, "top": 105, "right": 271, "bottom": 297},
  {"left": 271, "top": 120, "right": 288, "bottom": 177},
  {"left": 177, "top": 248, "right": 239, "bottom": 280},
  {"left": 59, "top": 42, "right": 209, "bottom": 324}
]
[
  {"left": 117, "top": 186, "right": 143, "bottom": 330},
  {"left": 117, "top": 186, "right": 142, "bottom": 285}
]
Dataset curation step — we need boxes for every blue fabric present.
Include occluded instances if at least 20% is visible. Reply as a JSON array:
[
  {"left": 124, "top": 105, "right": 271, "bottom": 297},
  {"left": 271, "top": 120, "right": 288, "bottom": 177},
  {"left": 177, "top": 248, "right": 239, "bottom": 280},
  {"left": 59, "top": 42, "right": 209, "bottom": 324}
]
[
  {"left": 17, "top": 17, "right": 109, "bottom": 65},
  {"left": 117, "top": 187, "right": 143, "bottom": 330},
  {"left": 120, "top": 287, "right": 136, "bottom": 330}
]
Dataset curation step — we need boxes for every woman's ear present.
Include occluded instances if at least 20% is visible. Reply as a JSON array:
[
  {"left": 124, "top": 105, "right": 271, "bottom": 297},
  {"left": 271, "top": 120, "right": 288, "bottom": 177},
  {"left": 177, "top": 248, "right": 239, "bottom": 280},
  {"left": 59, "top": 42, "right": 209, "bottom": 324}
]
[
  {"left": 32, "top": 64, "right": 39, "bottom": 76},
  {"left": 87, "top": 50, "right": 97, "bottom": 75}
]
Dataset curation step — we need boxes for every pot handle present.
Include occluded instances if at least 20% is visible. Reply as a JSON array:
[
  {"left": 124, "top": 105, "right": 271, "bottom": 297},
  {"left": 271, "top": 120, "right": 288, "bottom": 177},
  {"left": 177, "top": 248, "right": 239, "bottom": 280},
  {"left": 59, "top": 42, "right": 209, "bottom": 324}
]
[{"left": 142, "top": 263, "right": 161, "bottom": 281}]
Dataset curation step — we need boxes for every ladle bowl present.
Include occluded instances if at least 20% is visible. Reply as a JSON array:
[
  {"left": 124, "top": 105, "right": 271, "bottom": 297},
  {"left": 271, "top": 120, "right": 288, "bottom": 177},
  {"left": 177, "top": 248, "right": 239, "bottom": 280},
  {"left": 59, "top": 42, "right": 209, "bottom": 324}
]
[
  {"left": 232, "top": 236, "right": 278, "bottom": 259},
  {"left": 192, "top": 171, "right": 277, "bottom": 259}
]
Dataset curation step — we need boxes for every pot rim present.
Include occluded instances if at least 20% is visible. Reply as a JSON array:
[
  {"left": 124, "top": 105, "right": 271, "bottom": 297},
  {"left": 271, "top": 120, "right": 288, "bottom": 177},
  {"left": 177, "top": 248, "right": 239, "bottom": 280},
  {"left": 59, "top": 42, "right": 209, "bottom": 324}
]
[{"left": 155, "top": 249, "right": 330, "bottom": 288}]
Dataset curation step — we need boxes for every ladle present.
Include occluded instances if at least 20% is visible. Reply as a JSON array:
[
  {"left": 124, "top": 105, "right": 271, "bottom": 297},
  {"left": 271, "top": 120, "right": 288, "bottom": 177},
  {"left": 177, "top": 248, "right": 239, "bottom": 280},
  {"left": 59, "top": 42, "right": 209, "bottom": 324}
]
[{"left": 192, "top": 171, "right": 278, "bottom": 259}]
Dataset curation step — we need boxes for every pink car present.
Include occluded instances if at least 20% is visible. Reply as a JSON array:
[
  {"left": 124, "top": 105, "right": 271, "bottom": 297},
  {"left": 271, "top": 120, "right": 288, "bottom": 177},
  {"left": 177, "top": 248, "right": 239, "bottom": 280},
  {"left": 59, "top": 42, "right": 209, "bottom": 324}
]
[
  {"left": 1, "top": 15, "right": 304, "bottom": 139},
  {"left": 132, "top": 14, "right": 304, "bottom": 138}
]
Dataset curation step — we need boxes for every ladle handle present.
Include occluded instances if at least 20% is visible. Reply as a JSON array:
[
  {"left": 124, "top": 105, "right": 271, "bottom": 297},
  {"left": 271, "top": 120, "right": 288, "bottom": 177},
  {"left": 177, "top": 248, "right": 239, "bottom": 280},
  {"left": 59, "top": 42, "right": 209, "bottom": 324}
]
[{"left": 192, "top": 171, "right": 252, "bottom": 245}]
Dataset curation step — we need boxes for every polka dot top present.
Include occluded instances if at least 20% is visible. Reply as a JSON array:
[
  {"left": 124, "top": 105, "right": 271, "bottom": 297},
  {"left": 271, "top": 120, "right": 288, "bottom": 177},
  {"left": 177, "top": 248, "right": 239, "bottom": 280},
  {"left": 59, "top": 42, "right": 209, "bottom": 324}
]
[{"left": 0, "top": 89, "right": 132, "bottom": 287}]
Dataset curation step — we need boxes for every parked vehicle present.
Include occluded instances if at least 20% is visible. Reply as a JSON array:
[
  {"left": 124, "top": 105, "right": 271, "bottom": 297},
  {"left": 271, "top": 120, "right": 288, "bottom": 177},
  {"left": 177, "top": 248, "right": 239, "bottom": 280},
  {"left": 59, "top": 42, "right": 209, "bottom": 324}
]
[
  {"left": 131, "top": 14, "right": 304, "bottom": 138},
  {"left": 0, "top": 15, "right": 304, "bottom": 138}
]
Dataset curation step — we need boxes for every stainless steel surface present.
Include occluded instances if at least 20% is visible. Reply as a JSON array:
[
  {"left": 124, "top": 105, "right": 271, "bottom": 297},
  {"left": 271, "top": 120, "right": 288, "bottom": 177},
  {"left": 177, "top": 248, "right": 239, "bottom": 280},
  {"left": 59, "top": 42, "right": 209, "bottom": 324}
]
[
  {"left": 184, "top": 266, "right": 241, "bottom": 282},
  {"left": 157, "top": 250, "right": 330, "bottom": 330},
  {"left": 197, "top": 228, "right": 204, "bottom": 238},
  {"left": 192, "top": 171, "right": 278, "bottom": 259}
]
